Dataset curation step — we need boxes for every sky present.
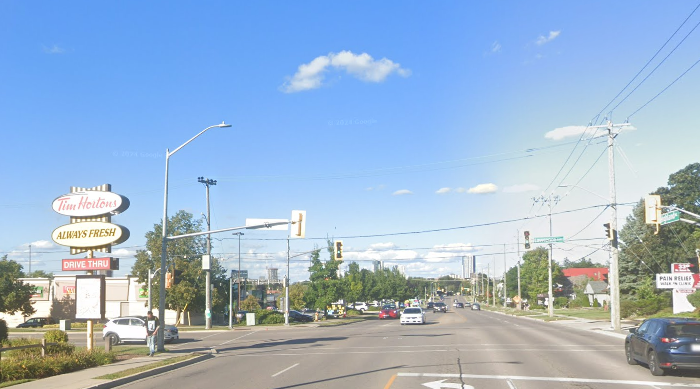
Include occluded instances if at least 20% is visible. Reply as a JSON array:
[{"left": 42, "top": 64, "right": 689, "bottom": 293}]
[{"left": 2, "top": 1, "right": 700, "bottom": 284}]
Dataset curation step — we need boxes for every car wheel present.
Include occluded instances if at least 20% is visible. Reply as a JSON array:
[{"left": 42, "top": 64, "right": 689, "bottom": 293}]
[
  {"left": 108, "top": 334, "right": 120, "bottom": 346},
  {"left": 625, "top": 343, "right": 638, "bottom": 365},
  {"left": 647, "top": 350, "right": 665, "bottom": 376}
]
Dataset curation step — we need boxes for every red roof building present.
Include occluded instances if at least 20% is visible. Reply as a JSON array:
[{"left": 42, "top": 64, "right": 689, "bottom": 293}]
[{"left": 562, "top": 268, "right": 608, "bottom": 281}]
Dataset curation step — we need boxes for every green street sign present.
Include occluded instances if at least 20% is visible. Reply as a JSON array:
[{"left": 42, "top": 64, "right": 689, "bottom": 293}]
[
  {"left": 533, "top": 236, "right": 564, "bottom": 244},
  {"left": 660, "top": 210, "right": 680, "bottom": 225}
]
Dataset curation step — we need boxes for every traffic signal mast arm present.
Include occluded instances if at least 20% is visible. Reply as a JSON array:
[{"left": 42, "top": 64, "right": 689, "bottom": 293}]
[{"left": 164, "top": 220, "right": 297, "bottom": 241}]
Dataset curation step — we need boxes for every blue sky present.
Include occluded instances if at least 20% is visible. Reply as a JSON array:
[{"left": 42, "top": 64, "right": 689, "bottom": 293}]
[{"left": 2, "top": 1, "right": 700, "bottom": 283}]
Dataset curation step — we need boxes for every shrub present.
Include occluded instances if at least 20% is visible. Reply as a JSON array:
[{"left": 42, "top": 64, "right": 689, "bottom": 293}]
[
  {"left": 620, "top": 299, "right": 635, "bottom": 318},
  {"left": 44, "top": 329, "right": 69, "bottom": 343},
  {"left": 592, "top": 298, "right": 600, "bottom": 308},
  {"left": 529, "top": 303, "right": 546, "bottom": 310},
  {"left": 254, "top": 310, "right": 284, "bottom": 325},
  {"left": 346, "top": 309, "right": 362, "bottom": 316},
  {"left": 0, "top": 349, "right": 115, "bottom": 381},
  {"left": 367, "top": 306, "right": 380, "bottom": 311},
  {"left": 554, "top": 297, "right": 569, "bottom": 309},
  {"left": 0, "top": 319, "right": 7, "bottom": 342}
]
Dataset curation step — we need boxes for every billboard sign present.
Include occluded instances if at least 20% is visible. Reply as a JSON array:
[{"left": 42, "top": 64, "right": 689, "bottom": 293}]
[
  {"left": 52, "top": 191, "right": 129, "bottom": 217},
  {"left": 75, "top": 275, "right": 106, "bottom": 320},
  {"left": 52, "top": 221, "right": 129, "bottom": 248}
]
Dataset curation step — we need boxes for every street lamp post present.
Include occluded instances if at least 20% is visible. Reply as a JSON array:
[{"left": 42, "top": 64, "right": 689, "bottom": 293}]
[
  {"left": 147, "top": 267, "right": 161, "bottom": 313},
  {"left": 232, "top": 232, "right": 244, "bottom": 321},
  {"left": 159, "top": 122, "right": 230, "bottom": 352},
  {"left": 198, "top": 177, "right": 217, "bottom": 330}
]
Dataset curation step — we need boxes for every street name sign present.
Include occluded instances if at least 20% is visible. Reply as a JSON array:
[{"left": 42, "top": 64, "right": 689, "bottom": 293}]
[
  {"left": 660, "top": 210, "right": 681, "bottom": 225},
  {"left": 533, "top": 236, "right": 564, "bottom": 244}
]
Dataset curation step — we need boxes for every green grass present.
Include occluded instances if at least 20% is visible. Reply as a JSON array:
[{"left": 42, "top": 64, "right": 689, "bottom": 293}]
[
  {"left": 317, "top": 318, "right": 364, "bottom": 327},
  {"left": 93, "top": 354, "right": 198, "bottom": 380},
  {"left": 552, "top": 308, "right": 610, "bottom": 320}
]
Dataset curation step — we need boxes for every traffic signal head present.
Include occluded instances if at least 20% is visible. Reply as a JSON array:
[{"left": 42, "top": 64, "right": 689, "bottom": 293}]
[
  {"left": 291, "top": 210, "right": 306, "bottom": 239},
  {"left": 173, "top": 269, "right": 183, "bottom": 285},
  {"left": 524, "top": 230, "right": 531, "bottom": 250},
  {"left": 165, "top": 271, "right": 173, "bottom": 289},
  {"left": 335, "top": 240, "right": 343, "bottom": 260},
  {"left": 603, "top": 223, "right": 612, "bottom": 240}
]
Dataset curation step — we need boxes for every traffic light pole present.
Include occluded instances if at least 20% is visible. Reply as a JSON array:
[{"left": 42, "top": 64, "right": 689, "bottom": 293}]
[
  {"left": 285, "top": 235, "right": 290, "bottom": 326},
  {"left": 147, "top": 268, "right": 161, "bottom": 313},
  {"left": 607, "top": 122, "right": 620, "bottom": 332}
]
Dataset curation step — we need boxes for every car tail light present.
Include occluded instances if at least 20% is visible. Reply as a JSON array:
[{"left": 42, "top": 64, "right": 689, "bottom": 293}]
[{"left": 660, "top": 337, "right": 678, "bottom": 343}]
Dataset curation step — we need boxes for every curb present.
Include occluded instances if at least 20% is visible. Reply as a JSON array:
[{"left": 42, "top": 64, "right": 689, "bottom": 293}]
[{"left": 85, "top": 353, "right": 214, "bottom": 389}]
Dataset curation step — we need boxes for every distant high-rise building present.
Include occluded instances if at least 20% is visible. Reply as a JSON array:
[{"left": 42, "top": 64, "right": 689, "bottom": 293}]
[
  {"left": 462, "top": 255, "right": 476, "bottom": 279},
  {"left": 372, "top": 260, "right": 382, "bottom": 272},
  {"left": 267, "top": 268, "right": 279, "bottom": 283}
]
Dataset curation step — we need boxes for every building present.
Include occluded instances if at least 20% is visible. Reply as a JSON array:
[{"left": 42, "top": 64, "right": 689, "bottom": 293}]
[
  {"left": 461, "top": 255, "right": 476, "bottom": 279},
  {"left": 372, "top": 260, "right": 383, "bottom": 272},
  {"left": 267, "top": 268, "right": 279, "bottom": 284}
]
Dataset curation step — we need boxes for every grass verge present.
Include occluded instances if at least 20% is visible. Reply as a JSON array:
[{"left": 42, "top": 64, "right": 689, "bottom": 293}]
[
  {"left": 93, "top": 354, "right": 198, "bottom": 380},
  {"left": 0, "top": 379, "right": 32, "bottom": 388}
]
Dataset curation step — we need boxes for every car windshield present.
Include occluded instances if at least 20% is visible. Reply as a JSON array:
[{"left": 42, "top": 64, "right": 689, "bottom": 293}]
[
  {"left": 435, "top": 303, "right": 445, "bottom": 306},
  {"left": 404, "top": 308, "right": 421, "bottom": 314}
]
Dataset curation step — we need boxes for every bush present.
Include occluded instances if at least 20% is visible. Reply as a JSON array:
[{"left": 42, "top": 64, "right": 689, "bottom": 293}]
[
  {"left": 529, "top": 304, "right": 546, "bottom": 310},
  {"left": 367, "top": 306, "right": 381, "bottom": 311},
  {"left": 0, "top": 349, "right": 115, "bottom": 381},
  {"left": 346, "top": 309, "right": 362, "bottom": 316},
  {"left": 592, "top": 298, "right": 600, "bottom": 308},
  {"left": 44, "top": 329, "right": 69, "bottom": 343},
  {"left": 554, "top": 297, "right": 569, "bottom": 309},
  {"left": 0, "top": 319, "right": 7, "bottom": 342},
  {"left": 254, "top": 310, "right": 284, "bottom": 325}
]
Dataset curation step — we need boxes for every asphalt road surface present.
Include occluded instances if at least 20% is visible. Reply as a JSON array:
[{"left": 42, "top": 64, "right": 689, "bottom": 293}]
[{"left": 97, "top": 303, "right": 700, "bottom": 389}]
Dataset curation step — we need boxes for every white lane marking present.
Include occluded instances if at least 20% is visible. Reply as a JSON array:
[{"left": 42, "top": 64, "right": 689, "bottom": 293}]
[
  {"left": 397, "top": 372, "right": 700, "bottom": 388},
  {"left": 506, "top": 379, "right": 517, "bottom": 389},
  {"left": 232, "top": 348, "right": 620, "bottom": 357},
  {"left": 217, "top": 330, "right": 256, "bottom": 346},
  {"left": 271, "top": 363, "right": 299, "bottom": 377}
]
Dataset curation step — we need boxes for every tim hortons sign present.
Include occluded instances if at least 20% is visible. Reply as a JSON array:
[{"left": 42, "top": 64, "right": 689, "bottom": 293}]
[
  {"left": 52, "top": 191, "right": 129, "bottom": 217},
  {"left": 52, "top": 221, "right": 129, "bottom": 248}
]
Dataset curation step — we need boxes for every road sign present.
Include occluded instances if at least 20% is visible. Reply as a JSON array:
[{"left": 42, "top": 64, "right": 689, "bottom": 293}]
[
  {"left": 533, "top": 236, "right": 564, "bottom": 244},
  {"left": 660, "top": 210, "right": 680, "bottom": 225}
]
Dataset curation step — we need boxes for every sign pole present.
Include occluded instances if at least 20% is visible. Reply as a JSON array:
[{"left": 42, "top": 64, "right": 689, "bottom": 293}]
[{"left": 86, "top": 250, "right": 94, "bottom": 352}]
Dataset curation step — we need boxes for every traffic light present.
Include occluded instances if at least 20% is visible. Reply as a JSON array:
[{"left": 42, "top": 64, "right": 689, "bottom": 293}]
[
  {"left": 604, "top": 223, "right": 618, "bottom": 248},
  {"left": 335, "top": 240, "right": 343, "bottom": 260},
  {"left": 165, "top": 271, "right": 173, "bottom": 289},
  {"left": 524, "top": 231, "right": 531, "bottom": 250},
  {"left": 291, "top": 210, "right": 306, "bottom": 239}
]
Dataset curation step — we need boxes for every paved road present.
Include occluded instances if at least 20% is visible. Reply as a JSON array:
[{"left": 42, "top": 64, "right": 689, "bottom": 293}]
[{"left": 98, "top": 304, "right": 700, "bottom": 389}]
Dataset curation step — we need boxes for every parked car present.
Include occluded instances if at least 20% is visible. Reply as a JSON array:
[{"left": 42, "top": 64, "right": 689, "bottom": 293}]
[
  {"left": 102, "top": 316, "right": 179, "bottom": 345},
  {"left": 454, "top": 302, "right": 464, "bottom": 309},
  {"left": 426, "top": 302, "right": 435, "bottom": 309},
  {"left": 433, "top": 302, "right": 447, "bottom": 313},
  {"left": 464, "top": 302, "right": 472, "bottom": 308},
  {"left": 288, "top": 310, "right": 314, "bottom": 322},
  {"left": 352, "top": 302, "right": 369, "bottom": 312},
  {"left": 400, "top": 307, "right": 426, "bottom": 325},
  {"left": 302, "top": 308, "right": 324, "bottom": 319},
  {"left": 16, "top": 317, "right": 54, "bottom": 328},
  {"left": 471, "top": 303, "right": 481, "bottom": 311},
  {"left": 626, "top": 317, "right": 700, "bottom": 376},
  {"left": 379, "top": 305, "right": 400, "bottom": 319}
]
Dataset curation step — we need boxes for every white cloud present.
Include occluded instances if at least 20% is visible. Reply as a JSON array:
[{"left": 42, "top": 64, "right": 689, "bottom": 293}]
[
  {"left": 369, "top": 242, "right": 398, "bottom": 250},
  {"left": 491, "top": 41, "right": 502, "bottom": 53},
  {"left": 536, "top": 31, "right": 561, "bottom": 45},
  {"left": 29, "top": 240, "right": 56, "bottom": 249},
  {"left": 436, "top": 187, "right": 451, "bottom": 194},
  {"left": 455, "top": 187, "right": 467, "bottom": 193},
  {"left": 432, "top": 243, "right": 476, "bottom": 252},
  {"left": 42, "top": 44, "right": 66, "bottom": 54},
  {"left": 546, "top": 124, "right": 636, "bottom": 141},
  {"left": 502, "top": 184, "right": 540, "bottom": 193},
  {"left": 112, "top": 248, "right": 137, "bottom": 257},
  {"left": 467, "top": 183, "right": 498, "bottom": 194},
  {"left": 281, "top": 50, "right": 410, "bottom": 93},
  {"left": 392, "top": 189, "right": 413, "bottom": 196}
]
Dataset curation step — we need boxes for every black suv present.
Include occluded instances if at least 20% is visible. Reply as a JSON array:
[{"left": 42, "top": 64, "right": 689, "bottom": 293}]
[
  {"left": 16, "top": 318, "right": 54, "bottom": 328},
  {"left": 433, "top": 302, "right": 447, "bottom": 313},
  {"left": 626, "top": 317, "right": 700, "bottom": 376}
]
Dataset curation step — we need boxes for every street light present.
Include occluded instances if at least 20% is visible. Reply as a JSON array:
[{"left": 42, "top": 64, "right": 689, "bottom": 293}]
[
  {"left": 198, "top": 177, "right": 217, "bottom": 330},
  {"left": 159, "top": 122, "right": 230, "bottom": 351},
  {"left": 232, "top": 232, "right": 244, "bottom": 323},
  {"left": 559, "top": 183, "right": 619, "bottom": 331}
]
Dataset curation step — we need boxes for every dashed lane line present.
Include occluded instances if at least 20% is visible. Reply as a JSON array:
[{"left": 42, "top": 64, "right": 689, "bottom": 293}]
[{"left": 271, "top": 363, "right": 299, "bottom": 377}]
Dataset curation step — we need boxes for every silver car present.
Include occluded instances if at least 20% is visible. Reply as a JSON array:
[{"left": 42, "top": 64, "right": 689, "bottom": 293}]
[{"left": 102, "top": 316, "right": 179, "bottom": 345}]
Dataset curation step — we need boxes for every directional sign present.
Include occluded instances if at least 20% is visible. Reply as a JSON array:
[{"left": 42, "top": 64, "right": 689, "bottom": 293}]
[
  {"left": 533, "top": 236, "right": 564, "bottom": 244},
  {"left": 660, "top": 210, "right": 680, "bottom": 225}
]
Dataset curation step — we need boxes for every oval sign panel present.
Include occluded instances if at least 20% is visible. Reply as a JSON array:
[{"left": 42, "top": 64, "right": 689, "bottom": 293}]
[
  {"left": 52, "top": 222, "right": 129, "bottom": 248},
  {"left": 52, "top": 191, "right": 130, "bottom": 217}
]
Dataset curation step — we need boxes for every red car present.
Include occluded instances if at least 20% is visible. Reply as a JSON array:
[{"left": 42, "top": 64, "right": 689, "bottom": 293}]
[{"left": 379, "top": 305, "right": 399, "bottom": 319}]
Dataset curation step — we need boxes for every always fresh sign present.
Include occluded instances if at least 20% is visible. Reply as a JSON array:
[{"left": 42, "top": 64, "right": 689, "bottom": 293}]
[
  {"left": 52, "top": 191, "right": 129, "bottom": 217},
  {"left": 52, "top": 221, "right": 129, "bottom": 248}
]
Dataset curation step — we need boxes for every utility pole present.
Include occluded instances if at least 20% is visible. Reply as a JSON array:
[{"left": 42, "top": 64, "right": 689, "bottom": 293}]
[
  {"left": 503, "top": 244, "right": 507, "bottom": 308},
  {"left": 28, "top": 244, "right": 32, "bottom": 276},
  {"left": 533, "top": 194, "right": 560, "bottom": 318},
  {"left": 233, "top": 232, "right": 244, "bottom": 320},
  {"left": 492, "top": 258, "right": 496, "bottom": 307},
  {"left": 285, "top": 234, "right": 290, "bottom": 326},
  {"left": 198, "top": 176, "right": 217, "bottom": 330},
  {"left": 517, "top": 231, "right": 522, "bottom": 310}
]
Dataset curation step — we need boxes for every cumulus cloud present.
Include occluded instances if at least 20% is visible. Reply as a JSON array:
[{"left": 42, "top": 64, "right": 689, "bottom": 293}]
[
  {"left": 536, "top": 31, "right": 561, "bottom": 45},
  {"left": 455, "top": 187, "right": 467, "bottom": 193},
  {"left": 502, "top": 184, "right": 540, "bottom": 193},
  {"left": 436, "top": 187, "right": 451, "bottom": 194},
  {"left": 432, "top": 243, "right": 476, "bottom": 252},
  {"left": 281, "top": 50, "right": 411, "bottom": 93},
  {"left": 467, "top": 183, "right": 498, "bottom": 194},
  {"left": 392, "top": 189, "right": 413, "bottom": 196},
  {"left": 29, "top": 240, "right": 56, "bottom": 249}
]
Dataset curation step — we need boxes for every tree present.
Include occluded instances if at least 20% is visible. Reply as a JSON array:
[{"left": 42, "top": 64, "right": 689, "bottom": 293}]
[
  {"left": 562, "top": 257, "right": 605, "bottom": 268},
  {"left": 131, "top": 211, "right": 227, "bottom": 321},
  {"left": 0, "top": 255, "right": 36, "bottom": 316},
  {"left": 519, "top": 247, "right": 563, "bottom": 300},
  {"left": 289, "top": 283, "right": 307, "bottom": 310},
  {"left": 241, "top": 295, "right": 261, "bottom": 311}
]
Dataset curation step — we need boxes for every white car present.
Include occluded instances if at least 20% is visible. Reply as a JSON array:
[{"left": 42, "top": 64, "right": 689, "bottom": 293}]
[
  {"left": 400, "top": 307, "right": 426, "bottom": 325},
  {"left": 102, "top": 316, "right": 179, "bottom": 345},
  {"left": 353, "top": 302, "right": 369, "bottom": 312}
]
